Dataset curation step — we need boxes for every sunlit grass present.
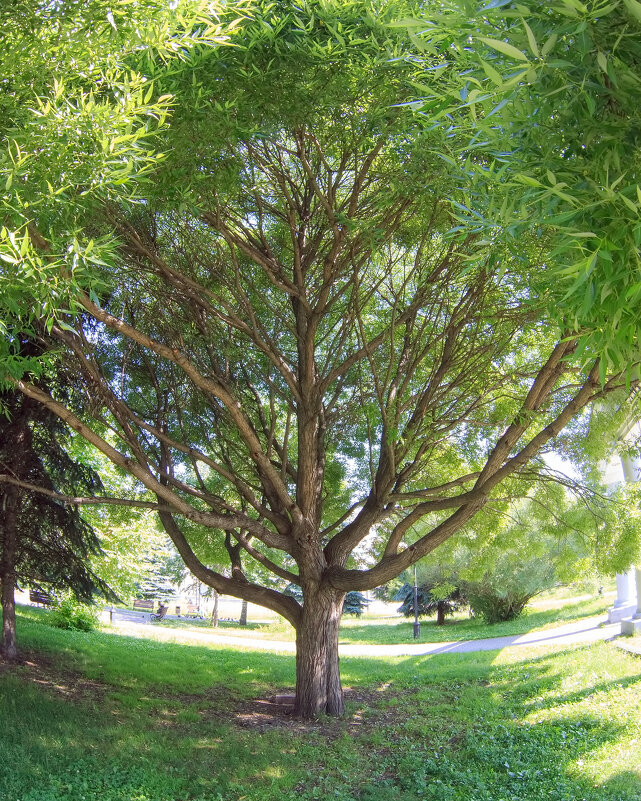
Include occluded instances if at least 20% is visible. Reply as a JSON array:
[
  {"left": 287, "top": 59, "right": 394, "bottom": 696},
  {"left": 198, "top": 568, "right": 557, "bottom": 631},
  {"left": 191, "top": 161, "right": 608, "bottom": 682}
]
[
  {"left": 103, "top": 592, "right": 612, "bottom": 647},
  {"left": 2, "top": 605, "right": 641, "bottom": 801}
]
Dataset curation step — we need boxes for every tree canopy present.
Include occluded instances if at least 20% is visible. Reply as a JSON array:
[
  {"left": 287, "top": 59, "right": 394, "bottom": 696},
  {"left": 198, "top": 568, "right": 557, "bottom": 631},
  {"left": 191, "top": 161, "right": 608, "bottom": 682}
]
[{"left": 1, "top": 0, "right": 641, "bottom": 714}]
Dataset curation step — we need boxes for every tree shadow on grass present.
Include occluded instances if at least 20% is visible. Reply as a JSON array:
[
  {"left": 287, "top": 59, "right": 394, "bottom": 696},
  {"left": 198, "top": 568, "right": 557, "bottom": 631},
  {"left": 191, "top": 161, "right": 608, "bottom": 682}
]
[
  {"left": 4, "top": 616, "right": 641, "bottom": 801},
  {"left": 344, "top": 646, "right": 641, "bottom": 801}
]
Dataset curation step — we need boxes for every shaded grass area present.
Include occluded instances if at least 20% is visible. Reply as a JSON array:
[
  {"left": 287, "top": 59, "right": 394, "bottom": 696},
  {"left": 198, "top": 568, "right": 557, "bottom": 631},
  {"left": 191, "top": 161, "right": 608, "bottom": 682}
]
[{"left": 2, "top": 607, "right": 640, "bottom": 801}]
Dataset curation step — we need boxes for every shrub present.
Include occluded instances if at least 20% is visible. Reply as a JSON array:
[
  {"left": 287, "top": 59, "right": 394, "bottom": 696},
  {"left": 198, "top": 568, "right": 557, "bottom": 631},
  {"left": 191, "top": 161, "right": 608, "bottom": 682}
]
[
  {"left": 463, "top": 583, "right": 533, "bottom": 624},
  {"left": 49, "top": 595, "right": 99, "bottom": 631}
]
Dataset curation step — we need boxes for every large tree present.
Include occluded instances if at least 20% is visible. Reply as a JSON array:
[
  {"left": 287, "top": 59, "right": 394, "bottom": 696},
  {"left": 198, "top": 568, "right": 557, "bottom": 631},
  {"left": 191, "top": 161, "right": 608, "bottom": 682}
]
[{"left": 2, "top": 0, "right": 641, "bottom": 715}]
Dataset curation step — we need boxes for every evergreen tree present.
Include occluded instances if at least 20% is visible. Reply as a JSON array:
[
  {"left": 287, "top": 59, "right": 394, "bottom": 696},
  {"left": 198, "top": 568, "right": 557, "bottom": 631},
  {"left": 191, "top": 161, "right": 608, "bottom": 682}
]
[{"left": 0, "top": 343, "right": 113, "bottom": 659}]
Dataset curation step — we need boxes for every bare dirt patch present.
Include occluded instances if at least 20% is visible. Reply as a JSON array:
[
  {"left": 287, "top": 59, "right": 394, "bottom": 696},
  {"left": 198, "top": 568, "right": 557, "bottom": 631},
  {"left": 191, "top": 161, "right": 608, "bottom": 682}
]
[
  {"left": 1, "top": 649, "right": 109, "bottom": 704},
  {"left": 232, "top": 686, "right": 414, "bottom": 734},
  {"left": 2, "top": 649, "right": 414, "bottom": 736}
]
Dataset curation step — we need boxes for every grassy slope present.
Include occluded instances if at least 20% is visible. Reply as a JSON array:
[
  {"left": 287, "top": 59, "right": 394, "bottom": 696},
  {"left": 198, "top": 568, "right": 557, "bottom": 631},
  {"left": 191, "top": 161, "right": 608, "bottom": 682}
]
[
  {"left": 1, "top": 607, "right": 640, "bottom": 801},
  {"left": 153, "top": 593, "right": 612, "bottom": 645}
]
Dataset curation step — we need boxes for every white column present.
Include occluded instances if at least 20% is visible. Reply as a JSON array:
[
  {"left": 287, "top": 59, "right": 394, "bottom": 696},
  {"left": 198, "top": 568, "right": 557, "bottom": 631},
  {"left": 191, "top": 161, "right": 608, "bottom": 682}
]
[
  {"left": 634, "top": 569, "right": 641, "bottom": 619},
  {"left": 620, "top": 453, "right": 640, "bottom": 483},
  {"left": 608, "top": 450, "right": 640, "bottom": 623},
  {"left": 618, "top": 435, "right": 641, "bottom": 631},
  {"left": 622, "top": 568, "right": 641, "bottom": 633},
  {"left": 614, "top": 569, "right": 634, "bottom": 607}
]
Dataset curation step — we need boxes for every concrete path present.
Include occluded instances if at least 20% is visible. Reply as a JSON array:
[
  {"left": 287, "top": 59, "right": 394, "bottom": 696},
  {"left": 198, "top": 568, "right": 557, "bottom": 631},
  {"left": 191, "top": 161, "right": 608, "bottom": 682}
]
[{"left": 110, "top": 614, "right": 622, "bottom": 657}]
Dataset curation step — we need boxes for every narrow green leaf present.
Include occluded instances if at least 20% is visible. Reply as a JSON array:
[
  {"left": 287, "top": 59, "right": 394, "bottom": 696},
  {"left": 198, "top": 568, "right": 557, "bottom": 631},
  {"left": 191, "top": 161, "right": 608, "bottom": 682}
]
[
  {"left": 479, "top": 58, "right": 503, "bottom": 86},
  {"left": 387, "top": 18, "right": 426, "bottom": 29},
  {"left": 623, "top": 0, "right": 641, "bottom": 24},
  {"left": 477, "top": 37, "right": 530, "bottom": 62},
  {"left": 541, "top": 33, "right": 558, "bottom": 57},
  {"left": 621, "top": 194, "right": 638, "bottom": 212},
  {"left": 522, "top": 19, "right": 539, "bottom": 58}
]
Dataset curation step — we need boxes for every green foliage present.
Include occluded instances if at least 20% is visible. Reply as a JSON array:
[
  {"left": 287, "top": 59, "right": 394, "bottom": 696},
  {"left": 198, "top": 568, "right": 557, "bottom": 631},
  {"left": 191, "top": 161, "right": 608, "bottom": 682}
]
[
  {"left": 49, "top": 595, "right": 100, "bottom": 632},
  {"left": 133, "top": 534, "right": 183, "bottom": 602},
  {"left": 463, "top": 584, "right": 532, "bottom": 625},
  {"left": 0, "top": 357, "right": 115, "bottom": 603},
  {"left": 395, "top": 581, "right": 463, "bottom": 622},
  {"left": 405, "top": 471, "right": 641, "bottom": 624},
  {"left": 0, "top": 0, "right": 248, "bottom": 380},
  {"left": 400, "top": 1, "right": 641, "bottom": 378},
  {"left": 342, "top": 591, "right": 370, "bottom": 616}
]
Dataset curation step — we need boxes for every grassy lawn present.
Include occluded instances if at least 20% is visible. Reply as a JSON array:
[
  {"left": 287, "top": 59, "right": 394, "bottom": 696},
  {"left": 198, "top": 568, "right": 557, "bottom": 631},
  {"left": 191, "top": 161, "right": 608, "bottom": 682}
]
[
  {"left": 337, "top": 594, "right": 613, "bottom": 645},
  {"left": 137, "top": 592, "right": 613, "bottom": 646},
  {"left": 2, "top": 606, "right": 641, "bottom": 801}
]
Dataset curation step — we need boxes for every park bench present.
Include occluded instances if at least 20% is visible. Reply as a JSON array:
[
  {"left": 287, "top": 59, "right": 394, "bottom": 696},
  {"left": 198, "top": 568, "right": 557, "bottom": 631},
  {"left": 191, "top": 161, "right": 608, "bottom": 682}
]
[
  {"left": 30, "top": 590, "right": 53, "bottom": 606},
  {"left": 185, "top": 602, "right": 203, "bottom": 618},
  {"left": 109, "top": 608, "right": 150, "bottom": 623},
  {"left": 108, "top": 599, "right": 156, "bottom": 624},
  {"left": 132, "top": 599, "right": 155, "bottom": 612}
]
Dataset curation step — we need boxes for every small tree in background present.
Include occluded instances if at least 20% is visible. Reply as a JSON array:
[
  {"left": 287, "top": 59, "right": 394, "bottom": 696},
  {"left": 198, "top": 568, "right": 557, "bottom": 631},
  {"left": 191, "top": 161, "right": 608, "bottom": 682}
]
[
  {"left": 395, "top": 563, "right": 464, "bottom": 626},
  {"left": 132, "top": 534, "right": 183, "bottom": 604},
  {"left": 342, "top": 592, "right": 370, "bottom": 617}
]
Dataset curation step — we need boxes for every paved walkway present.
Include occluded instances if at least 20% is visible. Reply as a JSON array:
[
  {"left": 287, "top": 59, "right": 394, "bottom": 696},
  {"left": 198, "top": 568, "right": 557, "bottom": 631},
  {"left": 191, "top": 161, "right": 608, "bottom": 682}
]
[{"left": 110, "top": 614, "right": 622, "bottom": 657}]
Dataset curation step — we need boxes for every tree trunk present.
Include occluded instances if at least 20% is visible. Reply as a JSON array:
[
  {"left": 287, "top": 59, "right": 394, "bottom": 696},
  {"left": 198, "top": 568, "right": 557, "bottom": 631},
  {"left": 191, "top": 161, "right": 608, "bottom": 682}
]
[
  {"left": 239, "top": 598, "right": 248, "bottom": 626},
  {"left": 1, "top": 487, "right": 19, "bottom": 660},
  {"left": 210, "top": 589, "right": 219, "bottom": 628},
  {"left": 436, "top": 600, "right": 446, "bottom": 626},
  {"left": 295, "top": 588, "right": 345, "bottom": 718}
]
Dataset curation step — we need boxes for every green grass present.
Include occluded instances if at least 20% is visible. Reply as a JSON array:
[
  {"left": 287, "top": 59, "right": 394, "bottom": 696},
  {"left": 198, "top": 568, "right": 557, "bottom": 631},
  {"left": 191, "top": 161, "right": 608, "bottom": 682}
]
[
  {"left": 337, "top": 594, "right": 612, "bottom": 645},
  {"left": 2, "top": 605, "right": 641, "bottom": 801},
  {"left": 114, "top": 592, "right": 612, "bottom": 647}
]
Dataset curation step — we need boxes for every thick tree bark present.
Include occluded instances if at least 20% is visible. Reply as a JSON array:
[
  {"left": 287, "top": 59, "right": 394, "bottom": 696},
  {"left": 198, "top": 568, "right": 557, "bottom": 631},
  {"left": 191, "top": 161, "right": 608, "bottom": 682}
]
[
  {"left": 295, "top": 587, "right": 345, "bottom": 717},
  {"left": 1, "top": 487, "right": 19, "bottom": 660},
  {"left": 436, "top": 600, "right": 446, "bottom": 626},
  {"left": 239, "top": 598, "right": 248, "bottom": 626}
]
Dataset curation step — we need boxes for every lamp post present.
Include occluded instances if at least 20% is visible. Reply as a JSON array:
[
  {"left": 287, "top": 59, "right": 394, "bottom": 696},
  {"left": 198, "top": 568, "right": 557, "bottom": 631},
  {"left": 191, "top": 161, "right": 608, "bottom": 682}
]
[{"left": 413, "top": 565, "right": 421, "bottom": 639}]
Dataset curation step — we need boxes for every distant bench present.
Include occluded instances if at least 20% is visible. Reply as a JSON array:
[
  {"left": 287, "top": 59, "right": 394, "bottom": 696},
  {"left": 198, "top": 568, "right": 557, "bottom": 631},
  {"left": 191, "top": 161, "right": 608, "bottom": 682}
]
[
  {"left": 30, "top": 590, "right": 53, "bottom": 607},
  {"left": 133, "top": 599, "right": 154, "bottom": 612},
  {"left": 109, "top": 599, "right": 167, "bottom": 624},
  {"left": 174, "top": 603, "right": 203, "bottom": 618}
]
